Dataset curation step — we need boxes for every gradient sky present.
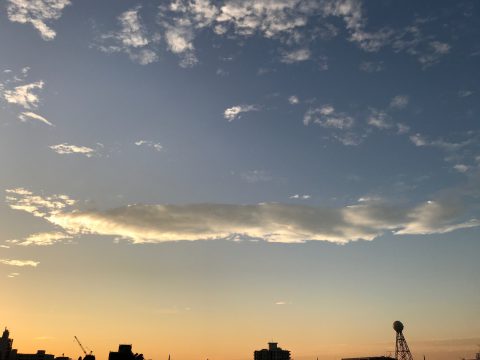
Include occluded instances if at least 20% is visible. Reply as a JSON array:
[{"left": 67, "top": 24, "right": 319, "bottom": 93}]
[{"left": 1, "top": 1, "right": 479, "bottom": 360}]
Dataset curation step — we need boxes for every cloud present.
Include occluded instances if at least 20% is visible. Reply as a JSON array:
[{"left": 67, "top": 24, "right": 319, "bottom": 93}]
[
  {"left": 390, "top": 95, "right": 409, "bottom": 109},
  {"left": 224, "top": 104, "right": 258, "bottom": 121},
  {"left": 49, "top": 143, "right": 96, "bottom": 157},
  {"left": 3, "top": 81, "right": 44, "bottom": 109},
  {"left": 288, "top": 95, "right": 299, "bottom": 105},
  {"left": 240, "top": 170, "right": 271, "bottom": 183},
  {"left": 6, "top": 0, "right": 71, "bottom": 40},
  {"left": 0, "top": 259, "right": 39, "bottom": 267},
  {"left": 303, "top": 105, "right": 354, "bottom": 129},
  {"left": 158, "top": 0, "right": 219, "bottom": 67},
  {"left": 453, "top": 164, "right": 469, "bottom": 173},
  {"left": 410, "top": 133, "right": 428, "bottom": 147},
  {"left": 367, "top": 108, "right": 393, "bottom": 129},
  {"left": 289, "top": 194, "right": 311, "bottom": 199},
  {"left": 409, "top": 131, "right": 480, "bottom": 170},
  {"left": 303, "top": 105, "right": 365, "bottom": 146},
  {"left": 458, "top": 90, "right": 473, "bottom": 98},
  {"left": 19, "top": 111, "right": 53, "bottom": 126},
  {"left": 6, "top": 187, "right": 76, "bottom": 218},
  {"left": 280, "top": 48, "right": 311, "bottom": 63},
  {"left": 8, "top": 231, "right": 72, "bottom": 246},
  {"left": 359, "top": 60, "right": 384, "bottom": 72},
  {"left": 396, "top": 123, "right": 410, "bottom": 134},
  {"left": 135, "top": 140, "right": 163, "bottom": 152},
  {"left": 6, "top": 187, "right": 480, "bottom": 244},
  {"left": 7, "top": 273, "right": 20, "bottom": 278},
  {"left": 96, "top": 7, "right": 159, "bottom": 65}
]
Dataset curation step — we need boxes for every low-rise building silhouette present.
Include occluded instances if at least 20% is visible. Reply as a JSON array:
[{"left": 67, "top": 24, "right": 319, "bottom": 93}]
[
  {"left": 254, "top": 342, "right": 291, "bottom": 360},
  {"left": 342, "top": 357, "right": 395, "bottom": 360},
  {"left": 108, "top": 345, "right": 143, "bottom": 360}
]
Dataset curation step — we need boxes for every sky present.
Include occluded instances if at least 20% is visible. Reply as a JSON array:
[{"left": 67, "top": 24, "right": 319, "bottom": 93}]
[{"left": 0, "top": 1, "right": 480, "bottom": 360}]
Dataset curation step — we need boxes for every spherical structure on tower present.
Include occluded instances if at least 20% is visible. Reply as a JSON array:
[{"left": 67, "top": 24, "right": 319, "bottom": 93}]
[{"left": 393, "top": 320, "right": 404, "bottom": 333}]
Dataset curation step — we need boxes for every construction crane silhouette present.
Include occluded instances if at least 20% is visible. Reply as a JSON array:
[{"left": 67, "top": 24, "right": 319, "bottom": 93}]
[
  {"left": 74, "top": 336, "right": 95, "bottom": 360},
  {"left": 393, "top": 321, "right": 413, "bottom": 360}
]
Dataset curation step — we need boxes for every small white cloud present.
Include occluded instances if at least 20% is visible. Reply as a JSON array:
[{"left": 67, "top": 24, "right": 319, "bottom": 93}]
[
  {"left": 430, "top": 41, "right": 451, "bottom": 54},
  {"left": 19, "top": 111, "right": 53, "bottom": 126},
  {"left": 49, "top": 143, "right": 96, "bottom": 157},
  {"left": 390, "top": 95, "right": 409, "bottom": 109},
  {"left": 224, "top": 104, "right": 258, "bottom": 121},
  {"left": 289, "top": 194, "right": 311, "bottom": 200},
  {"left": 288, "top": 95, "right": 299, "bottom": 105},
  {"left": 6, "top": 0, "right": 71, "bottom": 40},
  {"left": 367, "top": 109, "right": 392, "bottom": 129},
  {"left": 281, "top": 48, "right": 311, "bottom": 63},
  {"left": 7, "top": 272, "right": 20, "bottom": 278},
  {"left": 0, "top": 259, "right": 39, "bottom": 267},
  {"left": 275, "top": 301, "right": 288, "bottom": 305},
  {"left": 458, "top": 90, "right": 473, "bottom": 98},
  {"left": 410, "top": 133, "right": 428, "bottom": 146},
  {"left": 453, "top": 164, "right": 469, "bottom": 173},
  {"left": 135, "top": 140, "right": 163, "bottom": 152},
  {"left": 304, "top": 106, "right": 354, "bottom": 129},
  {"left": 3, "top": 81, "right": 44, "bottom": 109}
]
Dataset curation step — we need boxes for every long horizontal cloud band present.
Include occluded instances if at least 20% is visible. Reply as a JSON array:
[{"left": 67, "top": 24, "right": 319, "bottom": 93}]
[{"left": 6, "top": 189, "right": 479, "bottom": 244}]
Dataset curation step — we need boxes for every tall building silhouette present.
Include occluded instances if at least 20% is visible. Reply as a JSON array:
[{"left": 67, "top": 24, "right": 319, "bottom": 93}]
[
  {"left": 0, "top": 328, "right": 13, "bottom": 360},
  {"left": 254, "top": 342, "right": 291, "bottom": 360}
]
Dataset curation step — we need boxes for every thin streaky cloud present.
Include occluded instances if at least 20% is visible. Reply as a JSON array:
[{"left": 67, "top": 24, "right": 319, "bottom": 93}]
[
  {"left": 0, "top": 259, "right": 39, "bottom": 267},
  {"left": 49, "top": 143, "right": 96, "bottom": 157},
  {"left": 19, "top": 111, "right": 53, "bottom": 126},
  {"left": 224, "top": 104, "right": 258, "bottom": 121},
  {"left": 135, "top": 140, "right": 163, "bottom": 152}
]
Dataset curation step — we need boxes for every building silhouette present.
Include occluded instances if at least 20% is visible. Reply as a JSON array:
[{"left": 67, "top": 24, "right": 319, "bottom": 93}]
[
  {"left": 0, "top": 328, "right": 67, "bottom": 360},
  {"left": 254, "top": 342, "right": 291, "bottom": 360},
  {"left": 108, "top": 345, "right": 143, "bottom": 360},
  {"left": 0, "top": 328, "right": 13, "bottom": 360},
  {"left": 342, "top": 357, "right": 395, "bottom": 360}
]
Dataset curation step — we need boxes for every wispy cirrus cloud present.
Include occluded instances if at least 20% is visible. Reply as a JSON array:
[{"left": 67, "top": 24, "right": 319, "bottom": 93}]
[
  {"left": 224, "top": 104, "right": 258, "bottom": 121},
  {"left": 6, "top": 0, "right": 71, "bottom": 40},
  {"left": 390, "top": 95, "right": 409, "bottom": 109},
  {"left": 135, "top": 140, "right": 163, "bottom": 152},
  {"left": 289, "top": 194, "right": 311, "bottom": 200},
  {"left": 7, "top": 231, "right": 72, "bottom": 246},
  {"left": 19, "top": 111, "right": 53, "bottom": 126},
  {"left": 409, "top": 131, "right": 480, "bottom": 172},
  {"left": 96, "top": 7, "right": 160, "bottom": 65},
  {"left": 359, "top": 60, "right": 385, "bottom": 72},
  {"left": 0, "top": 259, "right": 39, "bottom": 267},
  {"left": 49, "top": 143, "right": 96, "bottom": 157},
  {"left": 240, "top": 170, "right": 272, "bottom": 183},
  {"left": 280, "top": 48, "right": 311, "bottom": 63}
]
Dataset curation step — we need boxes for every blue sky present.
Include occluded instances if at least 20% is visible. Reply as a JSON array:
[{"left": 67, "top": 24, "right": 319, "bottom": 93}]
[{"left": 0, "top": 1, "right": 479, "bottom": 359}]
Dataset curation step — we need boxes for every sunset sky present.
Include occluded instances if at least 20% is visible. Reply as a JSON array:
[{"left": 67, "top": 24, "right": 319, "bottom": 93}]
[{"left": 0, "top": 1, "right": 479, "bottom": 360}]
